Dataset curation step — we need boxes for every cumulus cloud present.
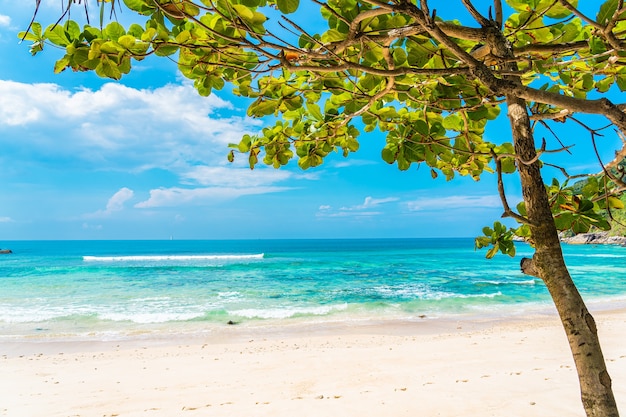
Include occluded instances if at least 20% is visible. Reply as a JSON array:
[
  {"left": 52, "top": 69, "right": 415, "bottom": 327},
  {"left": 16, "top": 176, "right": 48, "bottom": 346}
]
[
  {"left": 106, "top": 188, "right": 135, "bottom": 212},
  {"left": 0, "top": 15, "right": 10, "bottom": 27},
  {"left": 0, "top": 81, "right": 256, "bottom": 170},
  {"left": 406, "top": 195, "right": 501, "bottom": 211},
  {"left": 0, "top": 80, "right": 305, "bottom": 210},
  {"left": 85, "top": 187, "right": 135, "bottom": 218}
]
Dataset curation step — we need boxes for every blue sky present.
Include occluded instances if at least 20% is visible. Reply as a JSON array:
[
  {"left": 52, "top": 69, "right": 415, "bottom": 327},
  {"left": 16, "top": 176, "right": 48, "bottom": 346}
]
[{"left": 0, "top": 2, "right": 623, "bottom": 240}]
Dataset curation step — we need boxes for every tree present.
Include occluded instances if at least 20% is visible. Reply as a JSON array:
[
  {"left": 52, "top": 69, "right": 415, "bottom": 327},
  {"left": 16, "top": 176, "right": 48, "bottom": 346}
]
[{"left": 22, "top": 0, "right": 626, "bottom": 415}]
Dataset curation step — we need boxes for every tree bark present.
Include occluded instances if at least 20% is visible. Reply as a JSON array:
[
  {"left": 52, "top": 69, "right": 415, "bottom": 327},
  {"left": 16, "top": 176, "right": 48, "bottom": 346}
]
[{"left": 507, "top": 96, "right": 619, "bottom": 417}]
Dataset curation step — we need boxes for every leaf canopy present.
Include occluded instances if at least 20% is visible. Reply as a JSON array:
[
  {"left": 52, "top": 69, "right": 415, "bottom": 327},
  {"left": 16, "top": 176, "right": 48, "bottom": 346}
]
[{"left": 22, "top": 0, "right": 626, "bottom": 252}]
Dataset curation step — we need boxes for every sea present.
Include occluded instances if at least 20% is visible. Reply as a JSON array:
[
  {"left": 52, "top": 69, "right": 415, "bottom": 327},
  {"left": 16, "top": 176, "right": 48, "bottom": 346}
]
[{"left": 0, "top": 238, "right": 625, "bottom": 340}]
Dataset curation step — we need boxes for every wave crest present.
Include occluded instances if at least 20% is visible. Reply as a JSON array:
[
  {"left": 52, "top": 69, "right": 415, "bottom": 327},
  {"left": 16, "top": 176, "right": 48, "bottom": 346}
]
[{"left": 83, "top": 254, "right": 264, "bottom": 262}]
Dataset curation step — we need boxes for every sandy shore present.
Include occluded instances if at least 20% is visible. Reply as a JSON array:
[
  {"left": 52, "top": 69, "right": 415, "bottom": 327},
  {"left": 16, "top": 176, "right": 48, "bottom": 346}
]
[{"left": 1, "top": 310, "right": 625, "bottom": 417}]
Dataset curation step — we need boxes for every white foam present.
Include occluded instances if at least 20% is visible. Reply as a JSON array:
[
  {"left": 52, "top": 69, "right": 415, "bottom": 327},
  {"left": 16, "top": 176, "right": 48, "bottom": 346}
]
[
  {"left": 475, "top": 279, "right": 537, "bottom": 286},
  {"left": 230, "top": 304, "right": 348, "bottom": 319},
  {"left": 83, "top": 254, "right": 264, "bottom": 262},
  {"left": 99, "top": 311, "right": 205, "bottom": 324}
]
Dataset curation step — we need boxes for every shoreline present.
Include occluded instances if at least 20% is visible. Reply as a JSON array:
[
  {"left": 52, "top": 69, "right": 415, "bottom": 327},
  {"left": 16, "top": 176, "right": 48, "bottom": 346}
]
[
  {"left": 2, "top": 294, "right": 626, "bottom": 345},
  {"left": 2, "top": 309, "right": 625, "bottom": 416}
]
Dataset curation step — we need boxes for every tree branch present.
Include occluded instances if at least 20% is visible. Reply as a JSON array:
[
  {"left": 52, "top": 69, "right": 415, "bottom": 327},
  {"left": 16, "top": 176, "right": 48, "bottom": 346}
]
[
  {"left": 492, "top": 150, "right": 533, "bottom": 225},
  {"left": 520, "top": 257, "right": 541, "bottom": 278},
  {"left": 495, "top": 83, "right": 626, "bottom": 136},
  {"left": 461, "top": 0, "right": 490, "bottom": 27},
  {"left": 493, "top": 0, "right": 503, "bottom": 29}
]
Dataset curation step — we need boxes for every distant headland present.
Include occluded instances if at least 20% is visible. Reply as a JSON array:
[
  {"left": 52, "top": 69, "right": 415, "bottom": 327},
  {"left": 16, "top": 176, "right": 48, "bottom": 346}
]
[{"left": 561, "top": 232, "right": 626, "bottom": 246}]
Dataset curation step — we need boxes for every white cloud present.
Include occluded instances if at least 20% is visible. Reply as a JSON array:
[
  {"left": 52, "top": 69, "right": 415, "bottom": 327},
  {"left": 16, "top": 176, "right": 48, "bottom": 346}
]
[
  {"left": 406, "top": 195, "right": 501, "bottom": 211},
  {"left": 82, "top": 223, "right": 103, "bottom": 231},
  {"left": 135, "top": 186, "right": 292, "bottom": 208},
  {"left": 0, "top": 80, "right": 310, "bottom": 210},
  {"left": 340, "top": 196, "right": 399, "bottom": 211},
  {"left": 0, "top": 15, "right": 10, "bottom": 27},
  {"left": 182, "top": 166, "right": 293, "bottom": 187},
  {"left": 0, "top": 82, "right": 255, "bottom": 169},
  {"left": 106, "top": 188, "right": 134, "bottom": 212},
  {"left": 317, "top": 210, "right": 383, "bottom": 218},
  {"left": 317, "top": 196, "right": 398, "bottom": 218},
  {"left": 331, "top": 159, "right": 377, "bottom": 169},
  {"left": 0, "top": 216, "right": 14, "bottom": 222},
  {"left": 85, "top": 188, "right": 135, "bottom": 218}
]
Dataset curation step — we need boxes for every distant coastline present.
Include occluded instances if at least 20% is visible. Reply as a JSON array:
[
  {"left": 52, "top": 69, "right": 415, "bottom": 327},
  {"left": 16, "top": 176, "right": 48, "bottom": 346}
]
[{"left": 561, "top": 232, "right": 626, "bottom": 246}]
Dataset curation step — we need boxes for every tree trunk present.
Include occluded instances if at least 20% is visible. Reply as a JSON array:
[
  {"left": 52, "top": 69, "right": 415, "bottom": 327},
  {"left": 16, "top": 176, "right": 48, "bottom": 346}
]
[{"left": 507, "top": 96, "right": 619, "bottom": 417}]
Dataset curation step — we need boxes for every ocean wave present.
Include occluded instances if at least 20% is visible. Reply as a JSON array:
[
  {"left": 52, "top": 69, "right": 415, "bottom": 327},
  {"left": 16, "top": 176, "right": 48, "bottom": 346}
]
[
  {"left": 99, "top": 311, "right": 207, "bottom": 324},
  {"left": 474, "top": 279, "right": 537, "bottom": 286},
  {"left": 83, "top": 254, "right": 264, "bottom": 262},
  {"left": 455, "top": 291, "right": 503, "bottom": 299},
  {"left": 364, "top": 284, "right": 503, "bottom": 301},
  {"left": 566, "top": 253, "right": 625, "bottom": 259},
  {"left": 0, "top": 309, "right": 97, "bottom": 324}
]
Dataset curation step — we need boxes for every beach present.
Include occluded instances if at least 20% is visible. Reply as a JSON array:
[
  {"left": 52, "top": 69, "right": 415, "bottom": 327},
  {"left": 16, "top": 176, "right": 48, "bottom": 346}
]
[{"left": 2, "top": 310, "right": 625, "bottom": 417}]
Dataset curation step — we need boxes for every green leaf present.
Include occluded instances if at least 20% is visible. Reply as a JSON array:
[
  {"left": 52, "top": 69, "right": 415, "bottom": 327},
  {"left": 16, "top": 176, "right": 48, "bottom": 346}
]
[
  {"left": 381, "top": 146, "right": 396, "bottom": 164},
  {"left": 597, "top": 0, "right": 619, "bottom": 25},
  {"left": 276, "top": 0, "right": 299, "bottom": 14},
  {"left": 392, "top": 48, "right": 408, "bottom": 67},
  {"left": 44, "top": 24, "right": 71, "bottom": 47},
  {"left": 608, "top": 196, "right": 625, "bottom": 209},
  {"left": 442, "top": 114, "right": 463, "bottom": 131},
  {"left": 238, "top": 135, "right": 252, "bottom": 152},
  {"left": 501, "top": 158, "right": 516, "bottom": 174},
  {"left": 64, "top": 20, "right": 81, "bottom": 41},
  {"left": 542, "top": 0, "right": 577, "bottom": 18},
  {"left": 413, "top": 120, "right": 429, "bottom": 136},
  {"left": 96, "top": 56, "right": 122, "bottom": 79},
  {"left": 506, "top": 0, "right": 577, "bottom": 18},
  {"left": 572, "top": 217, "right": 592, "bottom": 234},
  {"left": 307, "top": 103, "right": 324, "bottom": 121},
  {"left": 581, "top": 177, "right": 599, "bottom": 198},
  {"left": 31, "top": 22, "right": 43, "bottom": 38},
  {"left": 18, "top": 31, "right": 40, "bottom": 42},
  {"left": 596, "top": 76, "right": 614, "bottom": 93},
  {"left": 554, "top": 212, "right": 574, "bottom": 230},
  {"left": 53, "top": 56, "right": 71, "bottom": 73},
  {"left": 578, "top": 199, "right": 594, "bottom": 212},
  {"left": 154, "top": 44, "right": 179, "bottom": 56},
  {"left": 232, "top": 4, "right": 255, "bottom": 21},
  {"left": 123, "top": 0, "right": 154, "bottom": 14},
  {"left": 248, "top": 99, "right": 277, "bottom": 117},
  {"left": 104, "top": 22, "right": 126, "bottom": 42}
]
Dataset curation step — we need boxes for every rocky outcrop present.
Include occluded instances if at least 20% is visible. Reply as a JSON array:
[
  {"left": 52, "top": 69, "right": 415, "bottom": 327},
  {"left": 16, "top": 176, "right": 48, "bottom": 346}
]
[{"left": 560, "top": 232, "right": 626, "bottom": 245}]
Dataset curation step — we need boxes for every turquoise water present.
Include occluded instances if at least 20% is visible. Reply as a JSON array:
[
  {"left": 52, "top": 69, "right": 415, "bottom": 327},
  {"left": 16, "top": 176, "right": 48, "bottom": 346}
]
[{"left": 0, "top": 239, "right": 624, "bottom": 339}]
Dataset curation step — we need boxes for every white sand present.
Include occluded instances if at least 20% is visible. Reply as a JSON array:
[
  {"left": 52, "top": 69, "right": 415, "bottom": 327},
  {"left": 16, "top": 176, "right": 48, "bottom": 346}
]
[{"left": 1, "top": 311, "right": 625, "bottom": 417}]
